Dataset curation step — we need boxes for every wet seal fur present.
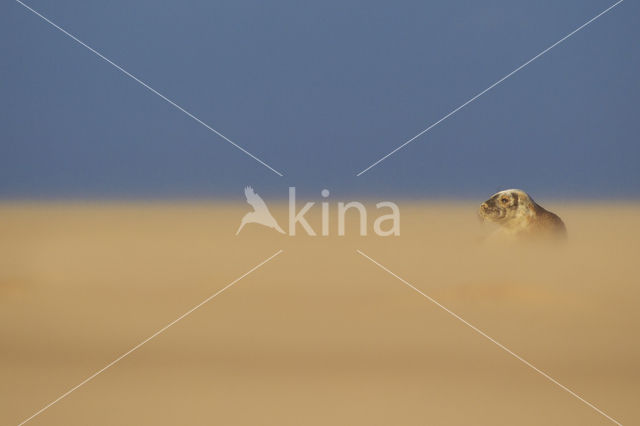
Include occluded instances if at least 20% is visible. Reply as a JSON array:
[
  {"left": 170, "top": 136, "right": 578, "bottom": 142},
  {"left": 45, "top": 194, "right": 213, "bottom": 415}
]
[{"left": 478, "top": 189, "right": 566, "bottom": 241}]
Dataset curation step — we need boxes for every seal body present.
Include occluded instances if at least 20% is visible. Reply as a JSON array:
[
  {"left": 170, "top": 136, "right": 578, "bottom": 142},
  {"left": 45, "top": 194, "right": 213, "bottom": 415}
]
[{"left": 478, "top": 189, "right": 566, "bottom": 240}]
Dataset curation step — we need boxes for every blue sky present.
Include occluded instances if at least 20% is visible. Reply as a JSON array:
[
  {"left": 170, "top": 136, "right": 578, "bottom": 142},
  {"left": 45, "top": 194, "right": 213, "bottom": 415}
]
[{"left": 1, "top": 0, "right": 638, "bottom": 199}]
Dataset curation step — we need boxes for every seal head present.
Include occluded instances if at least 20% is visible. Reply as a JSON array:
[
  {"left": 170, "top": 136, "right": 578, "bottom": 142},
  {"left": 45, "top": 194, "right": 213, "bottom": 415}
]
[{"left": 479, "top": 189, "right": 566, "bottom": 240}]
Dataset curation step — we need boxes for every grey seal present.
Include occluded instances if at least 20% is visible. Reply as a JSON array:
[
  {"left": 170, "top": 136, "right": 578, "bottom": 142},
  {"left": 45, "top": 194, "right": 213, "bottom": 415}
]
[{"left": 479, "top": 189, "right": 566, "bottom": 240}]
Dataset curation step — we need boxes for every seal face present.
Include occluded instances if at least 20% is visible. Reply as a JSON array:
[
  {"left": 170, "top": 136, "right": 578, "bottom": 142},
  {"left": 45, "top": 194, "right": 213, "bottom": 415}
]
[{"left": 479, "top": 189, "right": 566, "bottom": 240}]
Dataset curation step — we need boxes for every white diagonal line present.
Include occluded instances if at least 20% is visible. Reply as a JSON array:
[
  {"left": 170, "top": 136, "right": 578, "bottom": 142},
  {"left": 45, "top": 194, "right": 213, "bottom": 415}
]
[
  {"left": 15, "top": 0, "right": 284, "bottom": 177},
  {"left": 356, "top": 249, "right": 623, "bottom": 425},
  {"left": 17, "top": 249, "right": 284, "bottom": 426},
  {"left": 356, "top": 0, "right": 624, "bottom": 176}
]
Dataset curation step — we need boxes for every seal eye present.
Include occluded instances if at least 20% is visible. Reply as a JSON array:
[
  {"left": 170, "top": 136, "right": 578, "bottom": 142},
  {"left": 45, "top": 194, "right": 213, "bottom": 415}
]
[{"left": 500, "top": 197, "right": 509, "bottom": 204}]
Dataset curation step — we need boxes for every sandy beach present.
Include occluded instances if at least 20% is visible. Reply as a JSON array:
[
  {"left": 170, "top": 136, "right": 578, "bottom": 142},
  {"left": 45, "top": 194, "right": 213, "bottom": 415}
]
[{"left": 1, "top": 202, "right": 638, "bottom": 425}]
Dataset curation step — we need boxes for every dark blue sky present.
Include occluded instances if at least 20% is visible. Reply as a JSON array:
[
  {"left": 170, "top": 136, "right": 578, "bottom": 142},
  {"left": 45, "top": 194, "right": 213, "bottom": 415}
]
[{"left": 1, "top": 0, "right": 638, "bottom": 199}]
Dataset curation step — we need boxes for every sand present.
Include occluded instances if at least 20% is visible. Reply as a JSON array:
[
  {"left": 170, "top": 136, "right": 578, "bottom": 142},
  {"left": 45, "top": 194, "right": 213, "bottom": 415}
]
[{"left": 1, "top": 202, "right": 638, "bottom": 425}]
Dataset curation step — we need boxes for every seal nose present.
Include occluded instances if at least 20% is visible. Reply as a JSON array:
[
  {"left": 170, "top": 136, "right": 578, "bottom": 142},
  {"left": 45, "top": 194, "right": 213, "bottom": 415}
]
[{"left": 480, "top": 202, "right": 488, "bottom": 211}]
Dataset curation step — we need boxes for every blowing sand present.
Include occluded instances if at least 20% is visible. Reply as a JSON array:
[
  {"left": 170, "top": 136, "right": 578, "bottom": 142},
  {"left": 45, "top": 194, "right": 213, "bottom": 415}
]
[{"left": 1, "top": 202, "right": 638, "bottom": 425}]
